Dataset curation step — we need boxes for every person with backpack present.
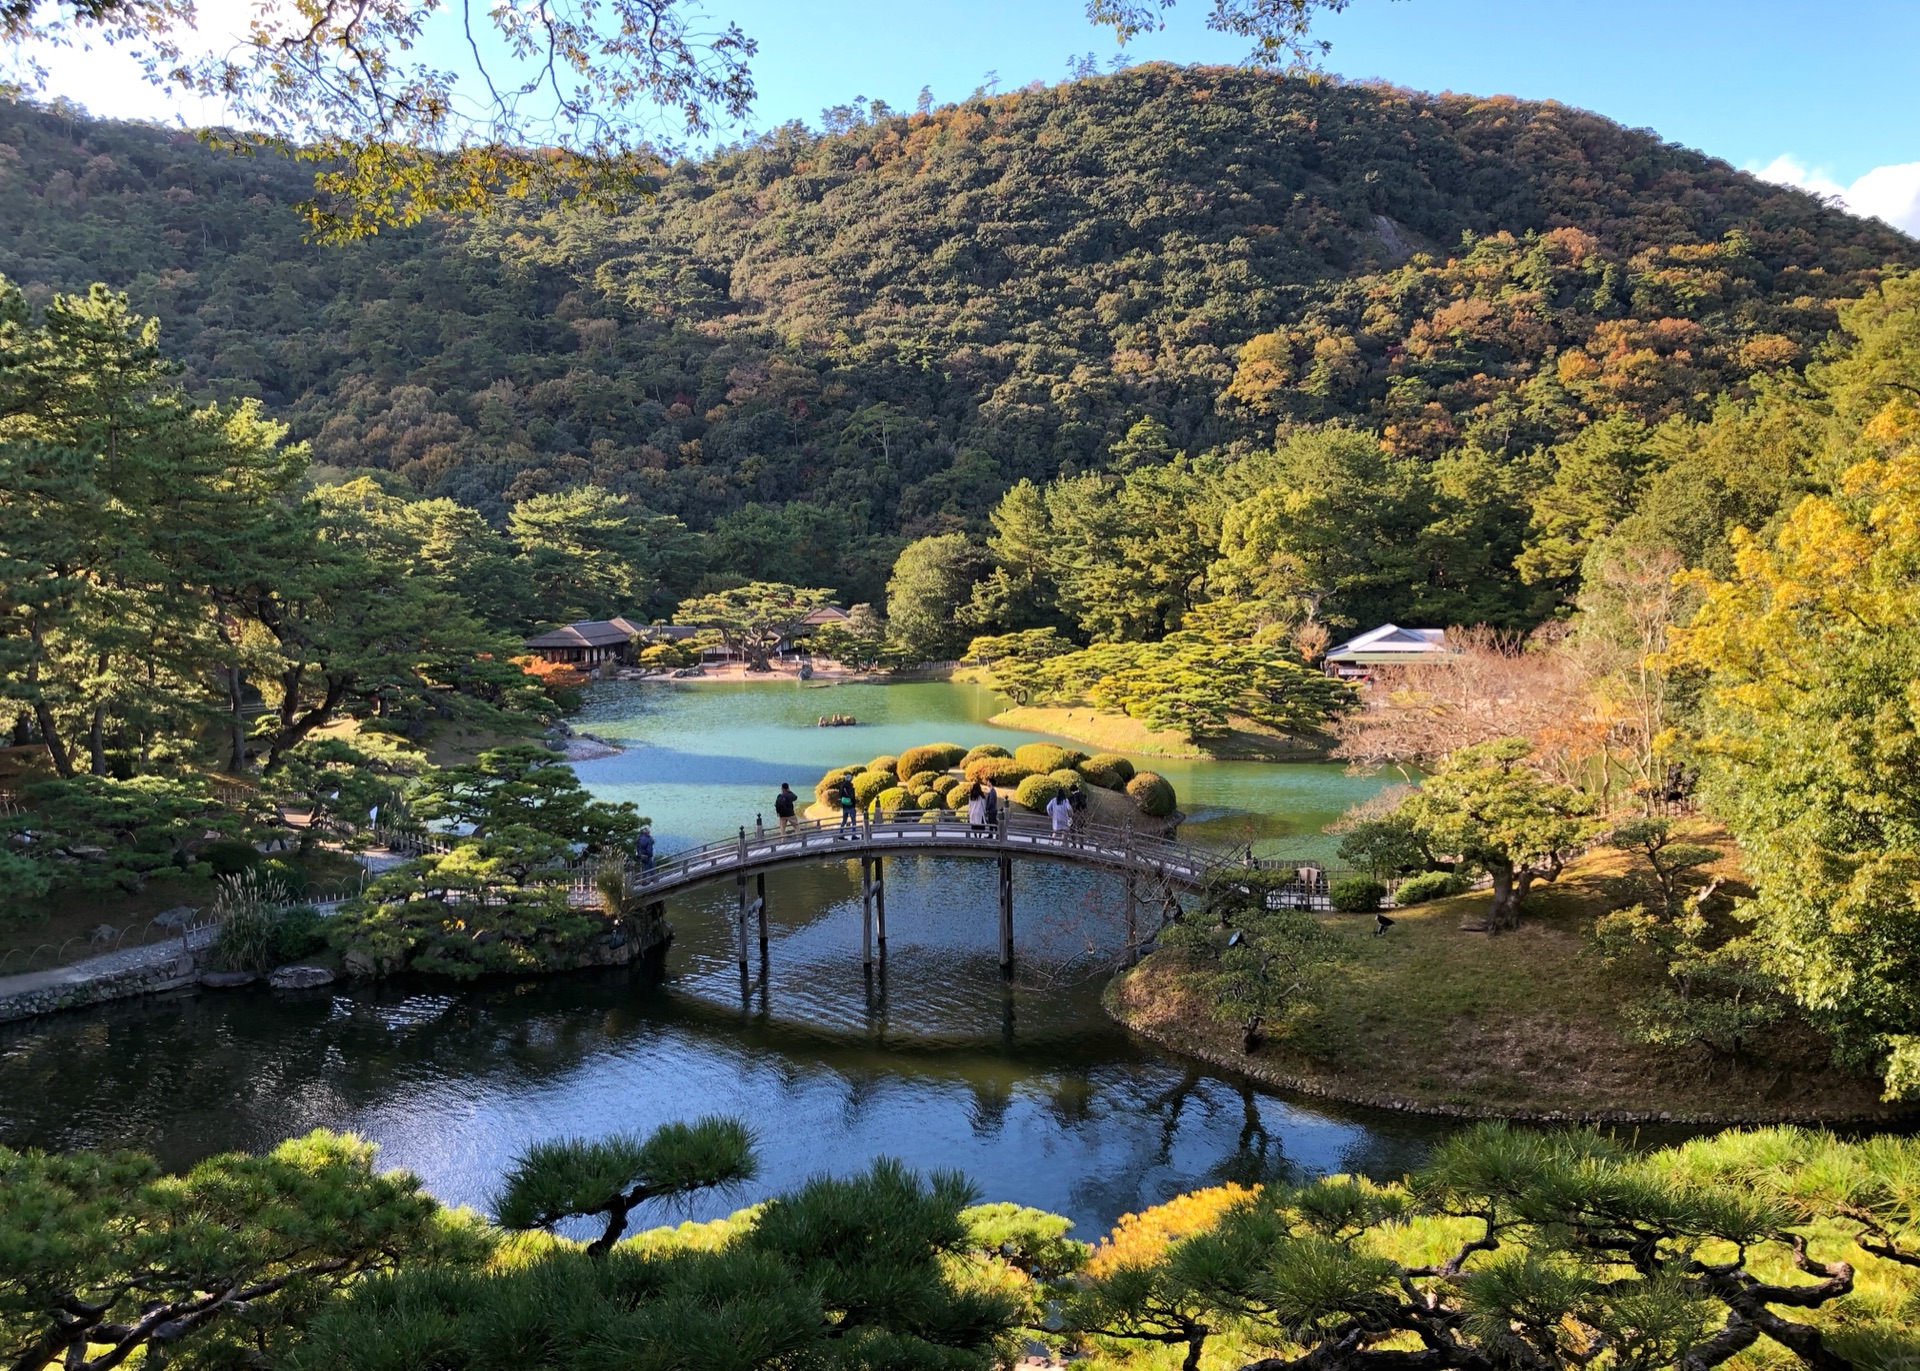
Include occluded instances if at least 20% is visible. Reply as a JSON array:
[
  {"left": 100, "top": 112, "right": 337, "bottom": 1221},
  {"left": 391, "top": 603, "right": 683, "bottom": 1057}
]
[
  {"left": 836, "top": 774, "right": 858, "bottom": 836},
  {"left": 1066, "top": 781, "right": 1088, "bottom": 844},
  {"left": 774, "top": 782, "right": 798, "bottom": 836}
]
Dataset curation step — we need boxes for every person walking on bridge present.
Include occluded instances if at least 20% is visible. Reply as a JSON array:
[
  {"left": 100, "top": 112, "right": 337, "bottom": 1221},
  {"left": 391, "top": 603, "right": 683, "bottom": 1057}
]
[
  {"left": 966, "top": 780, "right": 987, "bottom": 836},
  {"left": 835, "top": 774, "right": 858, "bottom": 837},
  {"left": 1046, "top": 790, "right": 1074, "bottom": 841},
  {"left": 774, "top": 783, "right": 798, "bottom": 836},
  {"left": 632, "top": 824, "right": 655, "bottom": 873}
]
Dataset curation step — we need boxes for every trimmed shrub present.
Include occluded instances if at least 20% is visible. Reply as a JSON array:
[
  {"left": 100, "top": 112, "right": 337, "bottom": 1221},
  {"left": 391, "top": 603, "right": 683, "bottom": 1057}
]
[
  {"left": 1330, "top": 876, "right": 1389, "bottom": 912},
  {"left": 915, "top": 790, "right": 944, "bottom": 810},
  {"left": 876, "top": 786, "right": 912, "bottom": 814},
  {"left": 1013, "top": 743, "right": 1074, "bottom": 775},
  {"left": 932, "top": 774, "right": 962, "bottom": 797},
  {"left": 852, "top": 771, "right": 895, "bottom": 807},
  {"left": 1084, "top": 752, "right": 1135, "bottom": 785},
  {"left": 897, "top": 743, "right": 968, "bottom": 779},
  {"left": 965, "top": 757, "right": 1033, "bottom": 788},
  {"left": 961, "top": 743, "right": 1010, "bottom": 766},
  {"left": 1075, "top": 759, "right": 1123, "bottom": 789},
  {"left": 865, "top": 755, "right": 899, "bottom": 779},
  {"left": 199, "top": 839, "right": 261, "bottom": 878},
  {"left": 258, "top": 857, "right": 309, "bottom": 899},
  {"left": 1048, "top": 768, "right": 1080, "bottom": 787},
  {"left": 1393, "top": 870, "right": 1471, "bottom": 906},
  {"left": 1125, "top": 771, "right": 1177, "bottom": 818},
  {"left": 1015, "top": 775, "right": 1068, "bottom": 812},
  {"left": 904, "top": 770, "right": 943, "bottom": 793}
]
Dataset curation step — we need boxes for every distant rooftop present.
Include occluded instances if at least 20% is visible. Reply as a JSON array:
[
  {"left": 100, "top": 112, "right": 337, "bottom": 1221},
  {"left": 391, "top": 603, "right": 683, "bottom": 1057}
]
[
  {"left": 1323, "top": 624, "right": 1452, "bottom": 664},
  {"left": 522, "top": 616, "right": 648, "bottom": 650}
]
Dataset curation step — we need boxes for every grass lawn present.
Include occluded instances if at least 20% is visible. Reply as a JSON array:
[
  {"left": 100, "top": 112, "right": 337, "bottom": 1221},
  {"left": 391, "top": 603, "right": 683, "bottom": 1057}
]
[
  {"left": 1108, "top": 831, "right": 1904, "bottom": 1122},
  {"left": 987, "top": 704, "right": 1327, "bottom": 761}
]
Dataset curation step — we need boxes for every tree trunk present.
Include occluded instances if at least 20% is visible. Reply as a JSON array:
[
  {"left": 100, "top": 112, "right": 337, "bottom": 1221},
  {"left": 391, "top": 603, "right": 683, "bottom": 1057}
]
[
  {"left": 261, "top": 675, "right": 349, "bottom": 773},
  {"left": 88, "top": 704, "right": 107, "bottom": 776},
  {"left": 223, "top": 662, "right": 248, "bottom": 774},
  {"left": 33, "top": 699, "right": 74, "bottom": 778},
  {"left": 1487, "top": 865, "right": 1518, "bottom": 933}
]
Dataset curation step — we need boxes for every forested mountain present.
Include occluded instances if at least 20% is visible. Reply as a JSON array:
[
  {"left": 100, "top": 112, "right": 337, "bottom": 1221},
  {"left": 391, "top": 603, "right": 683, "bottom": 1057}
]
[{"left": 0, "top": 67, "right": 1912, "bottom": 604}]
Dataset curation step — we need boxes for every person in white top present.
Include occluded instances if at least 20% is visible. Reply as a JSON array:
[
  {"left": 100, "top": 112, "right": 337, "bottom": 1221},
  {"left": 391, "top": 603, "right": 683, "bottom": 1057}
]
[{"left": 1046, "top": 791, "right": 1074, "bottom": 838}]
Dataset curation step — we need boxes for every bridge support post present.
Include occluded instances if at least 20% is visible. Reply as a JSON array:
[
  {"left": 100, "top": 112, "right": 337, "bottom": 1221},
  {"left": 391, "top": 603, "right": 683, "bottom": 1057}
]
[
  {"left": 998, "top": 854, "right": 1013, "bottom": 974},
  {"left": 874, "top": 856, "right": 886, "bottom": 950},
  {"left": 1125, "top": 870, "right": 1138, "bottom": 962},
  {"left": 861, "top": 856, "right": 874, "bottom": 969},
  {"left": 756, "top": 872, "right": 768, "bottom": 960},
  {"left": 736, "top": 874, "right": 749, "bottom": 969}
]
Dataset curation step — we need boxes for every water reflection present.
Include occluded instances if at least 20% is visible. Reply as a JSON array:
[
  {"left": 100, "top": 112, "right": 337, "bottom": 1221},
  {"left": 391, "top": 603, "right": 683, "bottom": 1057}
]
[{"left": 0, "top": 684, "right": 1442, "bottom": 1236}]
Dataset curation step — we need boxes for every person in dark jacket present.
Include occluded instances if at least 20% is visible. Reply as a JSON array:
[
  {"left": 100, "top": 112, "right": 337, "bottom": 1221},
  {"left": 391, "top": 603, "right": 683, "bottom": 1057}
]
[
  {"left": 836, "top": 775, "right": 858, "bottom": 836},
  {"left": 774, "top": 783, "right": 799, "bottom": 835},
  {"left": 632, "top": 825, "right": 655, "bottom": 872}
]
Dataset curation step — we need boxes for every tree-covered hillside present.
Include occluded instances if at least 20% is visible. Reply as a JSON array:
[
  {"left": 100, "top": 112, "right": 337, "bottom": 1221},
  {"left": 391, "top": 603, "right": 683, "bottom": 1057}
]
[{"left": 0, "top": 68, "right": 1911, "bottom": 603}]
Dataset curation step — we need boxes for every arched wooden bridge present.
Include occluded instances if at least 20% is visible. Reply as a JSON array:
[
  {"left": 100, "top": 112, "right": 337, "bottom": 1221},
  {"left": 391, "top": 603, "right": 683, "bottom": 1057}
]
[{"left": 627, "top": 812, "right": 1233, "bottom": 972}]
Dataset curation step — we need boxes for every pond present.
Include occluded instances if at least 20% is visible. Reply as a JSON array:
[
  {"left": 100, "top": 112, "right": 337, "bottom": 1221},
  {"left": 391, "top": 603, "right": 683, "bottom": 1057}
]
[{"left": 0, "top": 680, "right": 1444, "bottom": 1238}]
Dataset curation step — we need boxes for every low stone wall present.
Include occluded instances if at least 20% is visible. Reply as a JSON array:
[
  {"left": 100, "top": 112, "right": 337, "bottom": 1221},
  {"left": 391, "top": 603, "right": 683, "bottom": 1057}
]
[{"left": 0, "top": 944, "right": 202, "bottom": 1023}]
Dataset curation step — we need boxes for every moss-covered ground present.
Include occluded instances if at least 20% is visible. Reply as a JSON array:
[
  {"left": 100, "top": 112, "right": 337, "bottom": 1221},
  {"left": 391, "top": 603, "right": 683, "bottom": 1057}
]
[{"left": 1108, "top": 830, "right": 1906, "bottom": 1124}]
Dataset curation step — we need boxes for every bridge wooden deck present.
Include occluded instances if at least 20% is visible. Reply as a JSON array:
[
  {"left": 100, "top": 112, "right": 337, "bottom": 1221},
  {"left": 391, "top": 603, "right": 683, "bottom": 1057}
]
[{"left": 628, "top": 812, "right": 1231, "bottom": 972}]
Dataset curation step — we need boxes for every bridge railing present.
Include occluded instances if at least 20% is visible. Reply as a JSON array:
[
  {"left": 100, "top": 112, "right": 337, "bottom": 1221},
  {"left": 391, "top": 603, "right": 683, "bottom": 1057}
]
[{"left": 629, "top": 810, "right": 1233, "bottom": 895}]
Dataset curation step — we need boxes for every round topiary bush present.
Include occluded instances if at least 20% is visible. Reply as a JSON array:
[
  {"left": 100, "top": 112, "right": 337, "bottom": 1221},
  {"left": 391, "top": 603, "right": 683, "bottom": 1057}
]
[
  {"left": 1015, "top": 774, "right": 1068, "bottom": 812},
  {"left": 897, "top": 743, "right": 968, "bottom": 779},
  {"left": 965, "top": 757, "right": 1034, "bottom": 788},
  {"left": 915, "top": 790, "right": 944, "bottom": 810},
  {"left": 852, "top": 771, "right": 895, "bottom": 807},
  {"left": 1079, "top": 753, "right": 1135, "bottom": 788},
  {"left": 1392, "top": 870, "right": 1470, "bottom": 906},
  {"left": 904, "top": 770, "right": 943, "bottom": 793},
  {"left": 1049, "top": 768, "right": 1081, "bottom": 788},
  {"left": 865, "top": 755, "right": 899, "bottom": 779},
  {"left": 876, "top": 786, "right": 911, "bottom": 814},
  {"left": 1125, "top": 771, "right": 1177, "bottom": 818},
  {"left": 1330, "top": 876, "right": 1389, "bottom": 912},
  {"left": 932, "top": 774, "right": 962, "bottom": 797},
  {"left": 198, "top": 839, "right": 261, "bottom": 878},
  {"left": 961, "top": 743, "right": 1010, "bottom": 766},
  {"left": 1013, "top": 742, "right": 1074, "bottom": 775}
]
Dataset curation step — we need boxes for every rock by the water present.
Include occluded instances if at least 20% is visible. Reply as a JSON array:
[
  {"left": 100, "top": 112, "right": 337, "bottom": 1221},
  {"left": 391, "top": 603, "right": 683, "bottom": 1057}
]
[
  {"left": 199, "top": 970, "right": 256, "bottom": 988},
  {"left": 153, "top": 906, "right": 197, "bottom": 930},
  {"left": 269, "top": 964, "right": 334, "bottom": 989}
]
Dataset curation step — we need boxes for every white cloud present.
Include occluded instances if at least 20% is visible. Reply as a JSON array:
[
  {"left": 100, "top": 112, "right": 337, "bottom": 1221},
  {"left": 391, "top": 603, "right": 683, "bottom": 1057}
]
[{"left": 1754, "top": 154, "right": 1920, "bottom": 237}]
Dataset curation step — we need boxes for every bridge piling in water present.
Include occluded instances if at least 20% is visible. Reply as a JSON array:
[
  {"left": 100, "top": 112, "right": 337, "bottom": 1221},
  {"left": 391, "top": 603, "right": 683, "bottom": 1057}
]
[
  {"left": 756, "top": 872, "right": 768, "bottom": 959},
  {"left": 736, "top": 874, "right": 749, "bottom": 969},
  {"left": 874, "top": 857, "right": 886, "bottom": 950},
  {"left": 997, "top": 854, "right": 1013, "bottom": 973},
  {"left": 860, "top": 857, "right": 874, "bottom": 968}
]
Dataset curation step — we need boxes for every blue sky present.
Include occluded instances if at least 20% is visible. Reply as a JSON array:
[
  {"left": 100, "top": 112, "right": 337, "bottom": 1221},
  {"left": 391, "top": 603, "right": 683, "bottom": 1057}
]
[{"left": 22, "top": 0, "right": 1920, "bottom": 230}]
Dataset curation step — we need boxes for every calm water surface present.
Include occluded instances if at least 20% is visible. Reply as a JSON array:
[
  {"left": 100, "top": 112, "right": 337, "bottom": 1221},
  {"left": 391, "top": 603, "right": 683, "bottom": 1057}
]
[{"left": 0, "top": 681, "right": 1447, "bottom": 1236}]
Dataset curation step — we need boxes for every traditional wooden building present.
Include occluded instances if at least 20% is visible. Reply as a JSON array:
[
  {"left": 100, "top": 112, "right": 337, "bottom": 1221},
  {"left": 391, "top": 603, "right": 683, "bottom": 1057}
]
[
  {"left": 1322, "top": 624, "right": 1452, "bottom": 678},
  {"left": 521, "top": 616, "right": 650, "bottom": 666}
]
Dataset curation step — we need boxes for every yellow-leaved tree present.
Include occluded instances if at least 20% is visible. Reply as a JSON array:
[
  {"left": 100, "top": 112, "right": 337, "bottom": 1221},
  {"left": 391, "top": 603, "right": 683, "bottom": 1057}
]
[{"left": 1667, "top": 274, "right": 1920, "bottom": 1098}]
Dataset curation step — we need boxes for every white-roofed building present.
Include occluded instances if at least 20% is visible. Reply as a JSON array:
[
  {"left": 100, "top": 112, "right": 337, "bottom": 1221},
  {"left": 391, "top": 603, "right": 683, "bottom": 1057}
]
[{"left": 1321, "top": 624, "right": 1452, "bottom": 678}]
